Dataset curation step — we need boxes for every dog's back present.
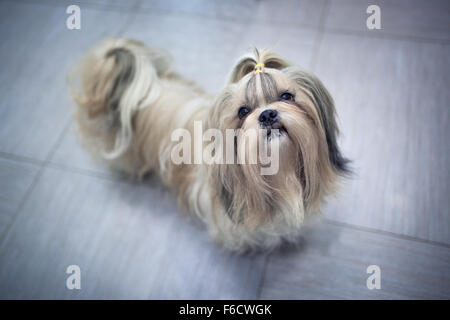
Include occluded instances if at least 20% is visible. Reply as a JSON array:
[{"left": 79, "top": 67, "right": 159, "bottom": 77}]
[{"left": 68, "top": 38, "right": 208, "bottom": 178}]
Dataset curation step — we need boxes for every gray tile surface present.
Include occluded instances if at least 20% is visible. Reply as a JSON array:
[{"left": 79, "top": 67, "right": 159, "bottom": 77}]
[
  {"left": 138, "top": 0, "right": 327, "bottom": 28},
  {"left": 0, "top": 0, "right": 449, "bottom": 300},
  {"left": 0, "top": 1, "right": 133, "bottom": 160},
  {"left": 0, "top": 157, "right": 40, "bottom": 235},
  {"left": 315, "top": 33, "right": 450, "bottom": 245},
  {"left": 0, "top": 167, "right": 266, "bottom": 299},
  {"left": 260, "top": 221, "right": 450, "bottom": 299},
  {"left": 50, "top": 124, "right": 115, "bottom": 176}
]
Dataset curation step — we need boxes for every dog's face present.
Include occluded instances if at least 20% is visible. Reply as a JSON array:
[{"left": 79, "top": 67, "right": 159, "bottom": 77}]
[{"left": 209, "top": 50, "right": 349, "bottom": 227}]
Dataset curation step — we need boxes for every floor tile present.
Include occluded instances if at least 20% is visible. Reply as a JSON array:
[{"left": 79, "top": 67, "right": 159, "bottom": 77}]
[
  {"left": 0, "top": 167, "right": 266, "bottom": 299},
  {"left": 260, "top": 221, "right": 450, "bottom": 299},
  {"left": 314, "top": 33, "right": 450, "bottom": 244},
  {"left": 138, "top": 0, "right": 327, "bottom": 28},
  {"left": 50, "top": 124, "right": 115, "bottom": 176},
  {"left": 0, "top": 157, "right": 40, "bottom": 235},
  {"left": 28, "top": 0, "right": 141, "bottom": 10},
  {"left": 0, "top": 1, "right": 133, "bottom": 161}
]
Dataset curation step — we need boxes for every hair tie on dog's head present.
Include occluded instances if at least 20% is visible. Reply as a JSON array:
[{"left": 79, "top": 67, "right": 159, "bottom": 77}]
[{"left": 253, "top": 63, "right": 265, "bottom": 75}]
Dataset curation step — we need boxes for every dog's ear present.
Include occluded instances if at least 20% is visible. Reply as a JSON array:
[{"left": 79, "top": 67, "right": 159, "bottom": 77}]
[
  {"left": 286, "top": 68, "right": 351, "bottom": 175},
  {"left": 228, "top": 56, "right": 257, "bottom": 83},
  {"left": 228, "top": 49, "right": 291, "bottom": 83}
]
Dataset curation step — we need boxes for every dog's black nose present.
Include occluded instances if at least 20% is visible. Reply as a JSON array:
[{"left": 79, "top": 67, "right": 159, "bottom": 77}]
[{"left": 259, "top": 109, "right": 279, "bottom": 126}]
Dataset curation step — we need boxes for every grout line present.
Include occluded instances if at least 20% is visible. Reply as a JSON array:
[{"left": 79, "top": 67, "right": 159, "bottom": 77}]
[
  {"left": 45, "top": 161, "right": 132, "bottom": 184},
  {"left": 0, "top": 151, "right": 45, "bottom": 167},
  {"left": 324, "top": 218, "right": 450, "bottom": 249},
  {"left": 0, "top": 168, "right": 43, "bottom": 248},
  {"left": 45, "top": 119, "right": 73, "bottom": 164},
  {"left": 126, "top": 2, "right": 320, "bottom": 33},
  {"left": 310, "top": 0, "right": 330, "bottom": 73},
  {"left": 10, "top": 0, "right": 142, "bottom": 14},
  {"left": 0, "top": 119, "right": 71, "bottom": 244},
  {"left": 256, "top": 253, "right": 272, "bottom": 300},
  {"left": 323, "top": 27, "right": 450, "bottom": 45},
  {"left": 115, "top": 0, "right": 142, "bottom": 36},
  {"left": 310, "top": 31, "right": 324, "bottom": 73}
]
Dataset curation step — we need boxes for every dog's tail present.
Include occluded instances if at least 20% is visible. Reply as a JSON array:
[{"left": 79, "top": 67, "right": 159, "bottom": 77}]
[{"left": 68, "top": 38, "right": 172, "bottom": 160}]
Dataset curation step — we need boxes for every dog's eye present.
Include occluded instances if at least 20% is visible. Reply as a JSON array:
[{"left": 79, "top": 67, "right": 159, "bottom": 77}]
[
  {"left": 280, "top": 92, "right": 294, "bottom": 101},
  {"left": 238, "top": 106, "right": 250, "bottom": 119}
]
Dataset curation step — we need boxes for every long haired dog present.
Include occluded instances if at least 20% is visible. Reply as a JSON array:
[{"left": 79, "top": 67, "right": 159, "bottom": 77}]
[{"left": 69, "top": 38, "right": 349, "bottom": 252}]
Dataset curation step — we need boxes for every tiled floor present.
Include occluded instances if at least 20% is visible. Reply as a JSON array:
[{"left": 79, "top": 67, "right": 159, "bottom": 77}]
[{"left": 0, "top": 0, "right": 449, "bottom": 299}]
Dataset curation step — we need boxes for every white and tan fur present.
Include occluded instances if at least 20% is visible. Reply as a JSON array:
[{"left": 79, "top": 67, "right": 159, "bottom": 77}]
[{"left": 68, "top": 38, "right": 349, "bottom": 252}]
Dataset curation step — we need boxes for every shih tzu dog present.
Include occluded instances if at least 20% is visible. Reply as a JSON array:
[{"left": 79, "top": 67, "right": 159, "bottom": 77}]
[{"left": 69, "top": 38, "right": 349, "bottom": 252}]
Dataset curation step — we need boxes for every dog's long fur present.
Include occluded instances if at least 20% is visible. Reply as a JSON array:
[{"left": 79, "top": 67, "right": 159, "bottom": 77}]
[{"left": 68, "top": 38, "right": 349, "bottom": 252}]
